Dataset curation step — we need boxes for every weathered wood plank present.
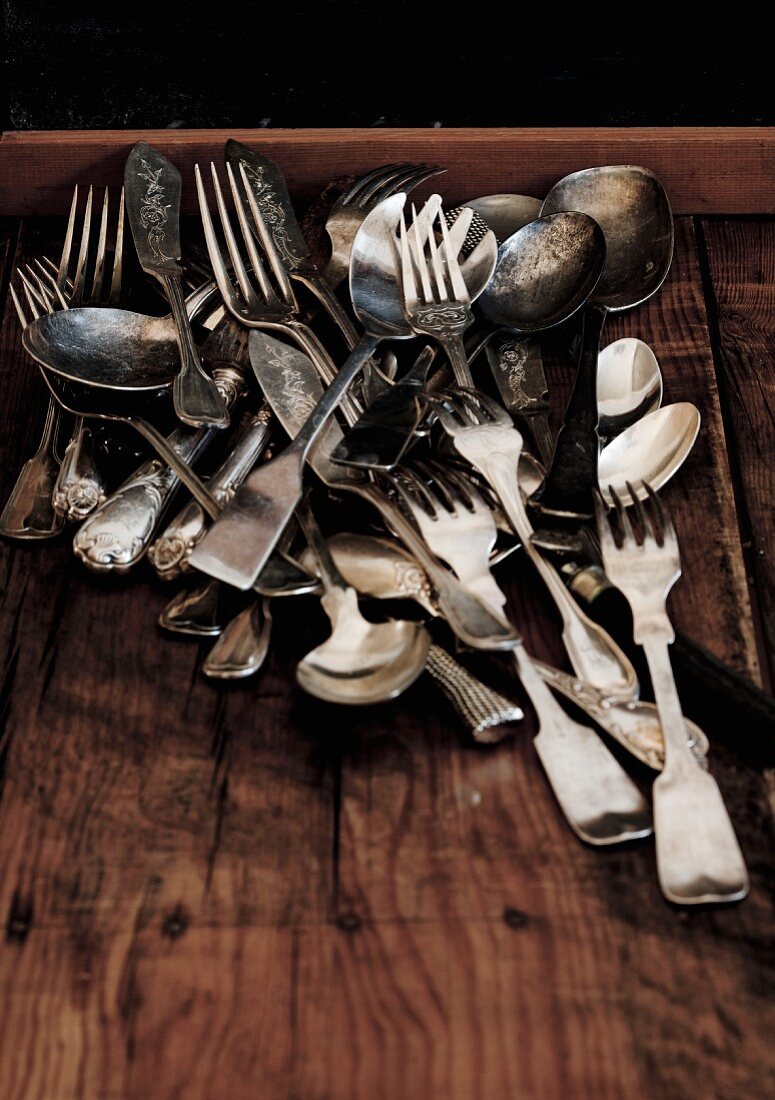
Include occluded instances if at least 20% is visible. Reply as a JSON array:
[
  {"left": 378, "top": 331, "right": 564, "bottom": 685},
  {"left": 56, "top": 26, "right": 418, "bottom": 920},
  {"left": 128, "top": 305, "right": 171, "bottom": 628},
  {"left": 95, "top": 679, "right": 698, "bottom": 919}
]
[
  {"left": 0, "top": 127, "right": 773, "bottom": 216},
  {"left": 0, "top": 220, "right": 335, "bottom": 948},
  {"left": 701, "top": 218, "right": 775, "bottom": 689},
  {"left": 334, "top": 217, "right": 774, "bottom": 1096}
]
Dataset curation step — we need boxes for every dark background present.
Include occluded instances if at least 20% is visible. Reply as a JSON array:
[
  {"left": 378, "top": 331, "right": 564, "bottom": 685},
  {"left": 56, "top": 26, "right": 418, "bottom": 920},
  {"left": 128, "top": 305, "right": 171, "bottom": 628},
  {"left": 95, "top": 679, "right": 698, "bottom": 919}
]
[{"left": 1, "top": 2, "right": 772, "bottom": 130}]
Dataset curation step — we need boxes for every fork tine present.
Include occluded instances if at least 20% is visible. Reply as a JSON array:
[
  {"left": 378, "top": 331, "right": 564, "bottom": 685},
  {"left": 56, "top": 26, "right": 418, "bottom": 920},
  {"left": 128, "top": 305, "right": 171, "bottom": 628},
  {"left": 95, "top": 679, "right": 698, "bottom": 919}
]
[
  {"left": 70, "top": 184, "right": 93, "bottom": 305},
  {"left": 195, "top": 163, "right": 239, "bottom": 308},
  {"left": 414, "top": 461, "right": 457, "bottom": 512},
  {"left": 89, "top": 187, "right": 109, "bottom": 302},
  {"left": 25, "top": 267, "right": 58, "bottom": 312},
  {"left": 426, "top": 209, "right": 448, "bottom": 302},
  {"left": 108, "top": 186, "right": 125, "bottom": 306},
  {"left": 389, "top": 467, "right": 439, "bottom": 519},
  {"left": 17, "top": 270, "right": 42, "bottom": 319},
  {"left": 9, "top": 284, "right": 28, "bottom": 330},
  {"left": 609, "top": 486, "right": 636, "bottom": 544},
  {"left": 643, "top": 481, "right": 673, "bottom": 547},
  {"left": 208, "top": 162, "right": 263, "bottom": 308},
  {"left": 399, "top": 209, "right": 420, "bottom": 308},
  {"left": 237, "top": 162, "right": 296, "bottom": 308},
  {"left": 30, "top": 259, "right": 69, "bottom": 310},
  {"left": 431, "top": 463, "right": 476, "bottom": 511},
  {"left": 439, "top": 211, "right": 469, "bottom": 303},
  {"left": 222, "top": 162, "right": 272, "bottom": 302},
  {"left": 382, "top": 164, "right": 445, "bottom": 202},
  {"left": 425, "top": 392, "right": 467, "bottom": 430},
  {"left": 58, "top": 185, "right": 79, "bottom": 291},
  {"left": 340, "top": 162, "right": 414, "bottom": 207},
  {"left": 409, "top": 203, "right": 434, "bottom": 304},
  {"left": 594, "top": 491, "right": 617, "bottom": 553}
]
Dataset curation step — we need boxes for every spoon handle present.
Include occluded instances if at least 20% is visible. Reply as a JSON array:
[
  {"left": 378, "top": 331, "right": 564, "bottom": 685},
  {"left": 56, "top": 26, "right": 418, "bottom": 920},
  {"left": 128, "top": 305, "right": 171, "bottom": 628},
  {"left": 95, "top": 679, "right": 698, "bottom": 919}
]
[
  {"left": 163, "top": 272, "right": 229, "bottom": 429},
  {"left": 425, "top": 644, "right": 523, "bottom": 743},
  {"left": 52, "top": 418, "right": 106, "bottom": 520},
  {"left": 0, "top": 395, "right": 65, "bottom": 539},
  {"left": 530, "top": 303, "right": 607, "bottom": 527}
]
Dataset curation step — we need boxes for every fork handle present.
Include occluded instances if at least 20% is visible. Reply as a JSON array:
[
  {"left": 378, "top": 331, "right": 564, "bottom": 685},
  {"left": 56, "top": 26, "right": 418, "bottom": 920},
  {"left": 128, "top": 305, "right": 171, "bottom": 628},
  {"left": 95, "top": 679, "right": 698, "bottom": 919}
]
[
  {"left": 642, "top": 634, "right": 749, "bottom": 904},
  {"left": 163, "top": 272, "right": 229, "bottom": 429},
  {"left": 441, "top": 336, "right": 475, "bottom": 388},
  {"left": 530, "top": 303, "right": 607, "bottom": 524},
  {"left": 52, "top": 418, "right": 106, "bottom": 520}
]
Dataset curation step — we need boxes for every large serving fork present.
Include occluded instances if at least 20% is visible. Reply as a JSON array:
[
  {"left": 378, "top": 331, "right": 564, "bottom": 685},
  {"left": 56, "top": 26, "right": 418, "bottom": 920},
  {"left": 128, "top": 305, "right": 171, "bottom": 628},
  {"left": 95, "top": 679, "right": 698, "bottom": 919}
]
[
  {"left": 597, "top": 484, "right": 749, "bottom": 903},
  {"left": 430, "top": 388, "right": 638, "bottom": 698},
  {"left": 195, "top": 160, "right": 362, "bottom": 425},
  {"left": 322, "top": 162, "right": 444, "bottom": 289}
]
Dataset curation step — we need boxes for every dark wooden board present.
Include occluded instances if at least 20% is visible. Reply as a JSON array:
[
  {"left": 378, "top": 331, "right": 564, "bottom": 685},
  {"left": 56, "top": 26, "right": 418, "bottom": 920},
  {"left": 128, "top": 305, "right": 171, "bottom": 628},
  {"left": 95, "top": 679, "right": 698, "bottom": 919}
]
[
  {"left": 1, "top": 127, "right": 774, "bottom": 216},
  {"left": 701, "top": 218, "right": 775, "bottom": 691},
  {"left": 0, "top": 212, "right": 772, "bottom": 1099}
]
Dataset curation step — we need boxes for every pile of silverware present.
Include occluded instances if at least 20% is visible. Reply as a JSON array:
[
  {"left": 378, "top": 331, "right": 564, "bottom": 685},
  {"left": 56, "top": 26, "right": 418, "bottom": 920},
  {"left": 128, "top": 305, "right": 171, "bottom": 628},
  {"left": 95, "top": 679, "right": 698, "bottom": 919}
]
[{"left": 1, "top": 140, "right": 749, "bottom": 905}]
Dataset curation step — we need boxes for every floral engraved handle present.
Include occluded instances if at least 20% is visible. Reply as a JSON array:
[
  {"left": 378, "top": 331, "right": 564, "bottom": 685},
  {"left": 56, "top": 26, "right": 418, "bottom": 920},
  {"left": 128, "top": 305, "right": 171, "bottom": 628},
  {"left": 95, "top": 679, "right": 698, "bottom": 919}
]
[{"left": 73, "top": 367, "right": 245, "bottom": 574}]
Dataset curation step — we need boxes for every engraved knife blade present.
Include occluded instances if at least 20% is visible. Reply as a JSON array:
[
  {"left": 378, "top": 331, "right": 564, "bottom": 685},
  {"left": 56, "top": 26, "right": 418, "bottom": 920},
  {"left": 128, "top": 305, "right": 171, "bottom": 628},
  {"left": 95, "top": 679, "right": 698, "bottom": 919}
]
[{"left": 124, "top": 142, "right": 183, "bottom": 274}]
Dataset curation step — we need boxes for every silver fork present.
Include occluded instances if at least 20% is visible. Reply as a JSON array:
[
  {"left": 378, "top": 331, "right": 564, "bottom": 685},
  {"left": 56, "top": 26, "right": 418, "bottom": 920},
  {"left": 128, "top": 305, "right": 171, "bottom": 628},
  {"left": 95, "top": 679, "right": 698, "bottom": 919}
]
[
  {"left": 322, "top": 162, "right": 444, "bottom": 289},
  {"left": 195, "top": 160, "right": 362, "bottom": 425},
  {"left": 399, "top": 197, "right": 493, "bottom": 388},
  {"left": 386, "top": 461, "right": 507, "bottom": 616},
  {"left": 430, "top": 387, "right": 638, "bottom": 699},
  {"left": 51, "top": 185, "right": 124, "bottom": 519},
  {"left": 597, "top": 483, "right": 749, "bottom": 904}
]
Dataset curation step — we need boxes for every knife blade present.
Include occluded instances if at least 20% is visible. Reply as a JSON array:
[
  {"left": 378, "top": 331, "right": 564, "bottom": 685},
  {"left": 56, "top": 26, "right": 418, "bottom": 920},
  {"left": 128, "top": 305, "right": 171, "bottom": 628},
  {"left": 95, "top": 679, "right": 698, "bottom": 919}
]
[{"left": 124, "top": 142, "right": 228, "bottom": 428}]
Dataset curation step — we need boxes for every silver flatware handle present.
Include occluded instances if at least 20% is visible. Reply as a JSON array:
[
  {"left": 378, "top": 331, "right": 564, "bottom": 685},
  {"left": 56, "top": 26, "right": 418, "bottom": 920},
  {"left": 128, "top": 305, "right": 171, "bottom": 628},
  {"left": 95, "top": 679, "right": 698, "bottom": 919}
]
[
  {"left": 643, "top": 635, "right": 749, "bottom": 904},
  {"left": 0, "top": 395, "right": 65, "bottom": 539},
  {"left": 164, "top": 272, "right": 229, "bottom": 429},
  {"left": 425, "top": 643, "right": 523, "bottom": 743},
  {"left": 483, "top": 451, "right": 638, "bottom": 698},
  {"left": 516, "top": 646, "right": 652, "bottom": 845},
  {"left": 148, "top": 407, "right": 273, "bottom": 579},
  {"left": 203, "top": 600, "right": 274, "bottom": 680},
  {"left": 52, "top": 418, "right": 106, "bottom": 519},
  {"left": 73, "top": 367, "right": 243, "bottom": 573}
]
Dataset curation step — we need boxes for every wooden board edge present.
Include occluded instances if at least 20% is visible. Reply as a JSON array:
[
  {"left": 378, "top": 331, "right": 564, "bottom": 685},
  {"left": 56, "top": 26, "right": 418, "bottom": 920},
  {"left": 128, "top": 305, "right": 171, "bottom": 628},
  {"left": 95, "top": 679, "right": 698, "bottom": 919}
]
[{"left": 1, "top": 127, "right": 773, "bottom": 215}]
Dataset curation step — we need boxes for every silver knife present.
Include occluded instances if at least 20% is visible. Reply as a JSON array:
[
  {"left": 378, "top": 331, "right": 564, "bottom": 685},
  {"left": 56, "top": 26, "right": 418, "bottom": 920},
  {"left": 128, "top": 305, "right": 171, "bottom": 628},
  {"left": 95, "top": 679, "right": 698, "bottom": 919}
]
[{"left": 124, "top": 141, "right": 228, "bottom": 428}]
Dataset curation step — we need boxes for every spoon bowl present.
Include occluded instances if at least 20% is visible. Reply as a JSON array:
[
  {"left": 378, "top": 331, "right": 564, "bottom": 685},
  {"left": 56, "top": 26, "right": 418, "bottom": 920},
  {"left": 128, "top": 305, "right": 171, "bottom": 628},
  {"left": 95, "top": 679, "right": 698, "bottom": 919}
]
[
  {"left": 598, "top": 337, "right": 662, "bottom": 438},
  {"left": 296, "top": 587, "right": 431, "bottom": 705},
  {"left": 598, "top": 403, "right": 701, "bottom": 504},
  {"left": 461, "top": 193, "right": 542, "bottom": 243},
  {"left": 479, "top": 212, "right": 606, "bottom": 331}
]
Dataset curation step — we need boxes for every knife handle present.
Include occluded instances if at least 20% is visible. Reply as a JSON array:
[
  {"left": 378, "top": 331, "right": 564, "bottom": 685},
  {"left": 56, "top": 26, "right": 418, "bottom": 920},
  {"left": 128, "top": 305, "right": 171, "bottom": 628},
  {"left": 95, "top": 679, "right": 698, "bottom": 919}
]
[
  {"left": 530, "top": 303, "right": 607, "bottom": 525},
  {"left": 163, "top": 272, "right": 230, "bottom": 429}
]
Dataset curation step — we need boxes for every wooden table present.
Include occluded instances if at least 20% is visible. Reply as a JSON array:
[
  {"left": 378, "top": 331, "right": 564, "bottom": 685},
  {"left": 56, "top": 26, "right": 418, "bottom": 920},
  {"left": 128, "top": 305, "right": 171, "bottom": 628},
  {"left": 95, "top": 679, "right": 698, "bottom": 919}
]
[{"left": 0, "top": 130, "right": 773, "bottom": 1099}]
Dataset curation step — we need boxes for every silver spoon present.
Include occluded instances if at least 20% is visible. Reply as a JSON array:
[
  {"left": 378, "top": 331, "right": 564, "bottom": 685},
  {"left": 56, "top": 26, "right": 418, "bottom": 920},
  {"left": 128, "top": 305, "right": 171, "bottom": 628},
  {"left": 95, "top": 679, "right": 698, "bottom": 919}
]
[
  {"left": 532, "top": 166, "right": 674, "bottom": 531},
  {"left": 460, "top": 193, "right": 542, "bottom": 243},
  {"left": 319, "top": 533, "right": 707, "bottom": 771},
  {"left": 598, "top": 337, "right": 663, "bottom": 439},
  {"left": 599, "top": 403, "right": 701, "bottom": 504},
  {"left": 295, "top": 499, "right": 430, "bottom": 706}
]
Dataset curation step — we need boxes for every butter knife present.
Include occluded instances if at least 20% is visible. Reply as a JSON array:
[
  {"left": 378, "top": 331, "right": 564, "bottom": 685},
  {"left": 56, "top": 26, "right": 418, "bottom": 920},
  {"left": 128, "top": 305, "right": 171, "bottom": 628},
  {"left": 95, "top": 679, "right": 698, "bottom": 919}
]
[{"left": 124, "top": 142, "right": 228, "bottom": 428}]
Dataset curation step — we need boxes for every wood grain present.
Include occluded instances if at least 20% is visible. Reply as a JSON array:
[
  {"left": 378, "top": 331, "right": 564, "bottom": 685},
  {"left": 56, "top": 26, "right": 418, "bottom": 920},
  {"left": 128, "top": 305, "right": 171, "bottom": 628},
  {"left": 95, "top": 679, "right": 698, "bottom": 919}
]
[
  {"left": 0, "top": 127, "right": 774, "bottom": 216},
  {"left": 701, "top": 218, "right": 775, "bottom": 690},
  {"left": 0, "top": 209, "right": 772, "bottom": 1099}
]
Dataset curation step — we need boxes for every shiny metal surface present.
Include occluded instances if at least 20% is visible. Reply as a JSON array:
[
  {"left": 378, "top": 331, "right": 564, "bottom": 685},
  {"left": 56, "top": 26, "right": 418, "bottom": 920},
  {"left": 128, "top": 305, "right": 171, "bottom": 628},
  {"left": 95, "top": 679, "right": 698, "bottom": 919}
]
[
  {"left": 124, "top": 142, "right": 228, "bottom": 427},
  {"left": 320, "top": 532, "right": 707, "bottom": 769},
  {"left": 531, "top": 166, "right": 674, "bottom": 527},
  {"left": 461, "top": 193, "right": 542, "bottom": 243},
  {"left": 598, "top": 403, "right": 701, "bottom": 504},
  {"left": 598, "top": 486, "right": 748, "bottom": 903},
  {"left": 295, "top": 499, "right": 430, "bottom": 706},
  {"left": 479, "top": 212, "right": 605, "bottom": 331},
  {"left": 430, "top": 388, "right": 638, "bottom": 698},
  {"left": 247, "top": 331, "right": 519, "bottom": 652},
  {"left": 322, "top": 161, "right": 445, "bottom": 289},
  {"left": 51, "top": 185, "right": 124, "bottom": 519},
  {"left": 398, "top": 197, "right": 497, "bottom": 387},
  {"left": 485, "top": 334, "right": 553, "bottom": 465},
  {"left": 598, "top": 337, "right": 663, "bottom": 438},
  {"left": 203, "top": 599, "right": 274, "bottom": 679}
]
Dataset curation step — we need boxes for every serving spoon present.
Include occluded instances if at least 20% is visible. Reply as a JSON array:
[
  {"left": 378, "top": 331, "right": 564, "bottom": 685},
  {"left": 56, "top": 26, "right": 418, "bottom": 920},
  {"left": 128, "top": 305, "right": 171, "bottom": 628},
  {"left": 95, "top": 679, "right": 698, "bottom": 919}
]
[{"left": 294, "top": 499, "right": 430, "bottom": 705}]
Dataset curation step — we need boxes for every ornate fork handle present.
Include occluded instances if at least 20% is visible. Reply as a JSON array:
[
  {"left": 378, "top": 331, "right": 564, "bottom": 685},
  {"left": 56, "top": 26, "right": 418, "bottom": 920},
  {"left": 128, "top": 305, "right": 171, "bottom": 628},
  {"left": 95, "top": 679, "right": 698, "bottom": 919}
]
[
  {"left": 411, "top": 306, "right": 474, "bottom": 388},
  {"left": 73, "top": 365, "right": 245, "bottom": 573},
  {"left": 52, "top": 421, "right": 105, "bottom": 520}
]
